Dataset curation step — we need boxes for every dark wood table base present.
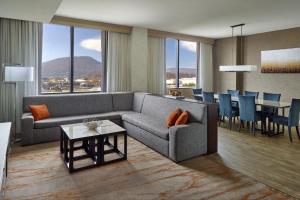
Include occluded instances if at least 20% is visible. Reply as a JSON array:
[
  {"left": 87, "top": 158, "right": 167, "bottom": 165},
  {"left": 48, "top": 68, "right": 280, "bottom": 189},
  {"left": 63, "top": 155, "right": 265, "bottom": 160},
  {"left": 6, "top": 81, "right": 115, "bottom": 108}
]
[{"left": 60, "top": 129, "right": 127, "bottom": 173}]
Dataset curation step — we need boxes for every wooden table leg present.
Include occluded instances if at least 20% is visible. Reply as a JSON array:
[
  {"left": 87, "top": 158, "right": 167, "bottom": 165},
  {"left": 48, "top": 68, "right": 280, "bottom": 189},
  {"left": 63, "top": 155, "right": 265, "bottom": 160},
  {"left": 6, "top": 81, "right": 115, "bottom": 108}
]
[
  {"left": 97, "top": 136, "right": 104, "bottom": 165},
  {"left": 64, "top": 134, "right": 69, "bottom": 163},
  {"left": 69, "top": 141, "right": 74, "bottom": 173},
  {"left": 60, "top": 128, "right": 63, "bottom": 153},
  {"left": 124, "top": 132, "right": 127, "bottom": 160},
  {"left": 114, "top": 135, "right": 118, "bottom": 151}
]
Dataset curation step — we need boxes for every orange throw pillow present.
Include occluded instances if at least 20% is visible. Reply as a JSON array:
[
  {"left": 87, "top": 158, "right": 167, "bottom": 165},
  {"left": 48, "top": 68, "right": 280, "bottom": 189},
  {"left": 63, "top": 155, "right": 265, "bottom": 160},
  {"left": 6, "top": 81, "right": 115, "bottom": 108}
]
[
  {"left": 166, "top": 108, "right": 182, "bottom": 128},
  {"left": 175, "top": 111, "right": 189, "bottom": 125},
  {"left": 29, "top": 104, "right": 50, "bottom": 121}
]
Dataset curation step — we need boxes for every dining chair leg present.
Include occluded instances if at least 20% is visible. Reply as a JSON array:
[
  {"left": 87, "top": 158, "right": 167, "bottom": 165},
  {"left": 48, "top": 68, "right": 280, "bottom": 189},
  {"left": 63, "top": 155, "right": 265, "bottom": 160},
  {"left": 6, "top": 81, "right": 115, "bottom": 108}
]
[
  {"left": 296, "top": 126, "right": 300, "bottom": 140},
  {"left": 252, "top": 121, "right": 255, "bottom": 136},
  {"left": 247, "top": 121, "right": 250, "bottom": 129},
  {"left": 239, "top": 120, "right": 242, "bottom": 132},
  {"left": 288, "top": 126, "right": 293, "bottom": 142},
  {"left": 233, "top": 117, "right": 236, "bottom": 124},
  {"left": 229, "top": 117, "right": 232, "bottom": 130},
  {"left": 276, "top": 123, "right": 280, "bottom": 134}
]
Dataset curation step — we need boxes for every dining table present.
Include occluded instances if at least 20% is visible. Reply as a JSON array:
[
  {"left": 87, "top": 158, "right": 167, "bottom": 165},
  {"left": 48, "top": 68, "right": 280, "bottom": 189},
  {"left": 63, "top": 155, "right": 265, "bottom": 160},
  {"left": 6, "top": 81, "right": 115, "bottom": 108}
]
[{"left": 193, "top": 94, "right": 291, "bottom": 135}]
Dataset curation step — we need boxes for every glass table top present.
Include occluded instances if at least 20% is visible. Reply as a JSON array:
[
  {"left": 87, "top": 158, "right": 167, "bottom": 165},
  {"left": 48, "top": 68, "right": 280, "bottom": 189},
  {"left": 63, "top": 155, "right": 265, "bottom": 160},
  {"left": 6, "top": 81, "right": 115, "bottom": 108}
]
[{"left": 61, "top": 120, "right": 126, "bottom": 140}]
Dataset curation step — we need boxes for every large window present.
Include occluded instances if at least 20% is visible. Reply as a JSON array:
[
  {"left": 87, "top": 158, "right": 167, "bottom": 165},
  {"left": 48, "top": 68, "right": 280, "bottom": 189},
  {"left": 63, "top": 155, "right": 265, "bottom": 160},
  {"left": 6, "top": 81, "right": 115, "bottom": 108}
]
[
  {"left": 41, "top": 24, "right": 104, "bottom": 94},
  {"left": 165, "top": 38, "right": 198, "bottom": 89}
]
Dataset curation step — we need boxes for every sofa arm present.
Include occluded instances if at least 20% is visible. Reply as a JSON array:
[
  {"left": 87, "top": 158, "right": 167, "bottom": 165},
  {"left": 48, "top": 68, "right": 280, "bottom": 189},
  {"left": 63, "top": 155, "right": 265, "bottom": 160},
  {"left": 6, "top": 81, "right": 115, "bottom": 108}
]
[
  {"left": 169, "top": 123, "right": 207, "bottom": 162},
  {"left": 21, "top": 113, "right": 34, "bottom": 145}
]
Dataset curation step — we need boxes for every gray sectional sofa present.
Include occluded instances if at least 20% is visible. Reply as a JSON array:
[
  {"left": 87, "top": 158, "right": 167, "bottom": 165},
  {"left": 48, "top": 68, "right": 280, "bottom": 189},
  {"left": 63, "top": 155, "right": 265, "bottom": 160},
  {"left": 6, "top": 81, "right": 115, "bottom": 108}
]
[{"left": 22, "top": 92, "right": 210, "bottom": 162}]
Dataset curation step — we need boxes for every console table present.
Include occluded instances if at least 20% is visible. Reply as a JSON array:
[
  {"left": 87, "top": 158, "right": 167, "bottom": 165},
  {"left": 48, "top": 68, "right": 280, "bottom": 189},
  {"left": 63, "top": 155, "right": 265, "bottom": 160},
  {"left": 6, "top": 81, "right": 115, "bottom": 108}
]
[{"left": 0, "top": 122, "right": 11, "bottom": 199}]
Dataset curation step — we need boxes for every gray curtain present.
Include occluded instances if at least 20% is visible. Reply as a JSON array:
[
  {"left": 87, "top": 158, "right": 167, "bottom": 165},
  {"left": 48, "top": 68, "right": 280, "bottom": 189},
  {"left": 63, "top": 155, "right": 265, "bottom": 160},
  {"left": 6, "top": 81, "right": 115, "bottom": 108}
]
[
  {"left": 106, "top": 31, "right": 131, "bottom": 92},
  {"left": 0, "top": 18, "right": 41, "bottom": 133},
  {"left": 147, "top": 37, "right": 165, "bottom": 95}
]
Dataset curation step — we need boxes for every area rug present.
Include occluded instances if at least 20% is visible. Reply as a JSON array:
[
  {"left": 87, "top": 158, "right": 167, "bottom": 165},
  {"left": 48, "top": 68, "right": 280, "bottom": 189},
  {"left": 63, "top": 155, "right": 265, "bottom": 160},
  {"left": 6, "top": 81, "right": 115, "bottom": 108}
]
[{"left": 5, "top": 137, "right": 293, "bottom": 200}]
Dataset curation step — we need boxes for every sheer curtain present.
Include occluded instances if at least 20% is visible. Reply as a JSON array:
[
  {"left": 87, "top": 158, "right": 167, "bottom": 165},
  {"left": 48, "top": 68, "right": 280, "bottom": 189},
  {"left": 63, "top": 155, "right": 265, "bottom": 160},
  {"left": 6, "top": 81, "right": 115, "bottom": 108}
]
[
  {"left": 198, "top": 42, "right": 213, "bottom": 91},
  {"left": 147, "top": 37, "right": 165, "bottom": 95},
  {"left": 0, "top": 18, "right": 41, "bottom": 133},
  {"left": 106, "top": 31, "right": 131, "bottom": 92}
]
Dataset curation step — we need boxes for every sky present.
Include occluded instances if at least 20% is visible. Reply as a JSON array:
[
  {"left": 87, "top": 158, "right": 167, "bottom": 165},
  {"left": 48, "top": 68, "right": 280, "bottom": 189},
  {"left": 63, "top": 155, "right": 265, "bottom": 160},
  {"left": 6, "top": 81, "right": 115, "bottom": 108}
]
[
  {"left": 42, "top": 24, "right": 196, "bottom": 68},
  {"left": 166, "top": 38, "right": 197, "bottom": 69},
  {"left": 42, "top": 24, "right": 102, "bottom": 62}
]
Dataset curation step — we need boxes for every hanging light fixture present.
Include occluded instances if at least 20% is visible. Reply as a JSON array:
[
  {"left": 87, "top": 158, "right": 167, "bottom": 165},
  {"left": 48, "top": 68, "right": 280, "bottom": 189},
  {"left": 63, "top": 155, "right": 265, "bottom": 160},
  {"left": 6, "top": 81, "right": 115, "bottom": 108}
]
[{"left": 219, "top": 23, "right": 257, "bottom": 72}]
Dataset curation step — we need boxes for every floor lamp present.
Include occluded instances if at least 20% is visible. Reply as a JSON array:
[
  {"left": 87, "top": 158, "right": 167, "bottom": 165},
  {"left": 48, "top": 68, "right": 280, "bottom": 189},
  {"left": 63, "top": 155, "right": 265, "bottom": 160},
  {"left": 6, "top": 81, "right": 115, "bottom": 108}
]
[{"left": 3, "top": 65, "right": 34, "bottom": 142}]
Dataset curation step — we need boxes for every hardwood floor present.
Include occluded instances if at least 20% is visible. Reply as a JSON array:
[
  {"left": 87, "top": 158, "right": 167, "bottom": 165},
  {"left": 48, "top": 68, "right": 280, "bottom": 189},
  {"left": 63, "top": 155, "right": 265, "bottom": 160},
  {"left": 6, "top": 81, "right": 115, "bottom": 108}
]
[
  {"left": 5, "top": 122, "right": 299, "bottom": 199},
  {"left": 210, "top": 122, "right": 300, "bottom": 199}
]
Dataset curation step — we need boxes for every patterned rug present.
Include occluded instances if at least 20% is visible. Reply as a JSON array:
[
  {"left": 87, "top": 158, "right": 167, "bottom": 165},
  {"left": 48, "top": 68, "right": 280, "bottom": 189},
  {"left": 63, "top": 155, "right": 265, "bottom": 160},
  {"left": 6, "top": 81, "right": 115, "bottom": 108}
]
[{"left": 5, "top": 137, "right": 293, "bottom": 200}]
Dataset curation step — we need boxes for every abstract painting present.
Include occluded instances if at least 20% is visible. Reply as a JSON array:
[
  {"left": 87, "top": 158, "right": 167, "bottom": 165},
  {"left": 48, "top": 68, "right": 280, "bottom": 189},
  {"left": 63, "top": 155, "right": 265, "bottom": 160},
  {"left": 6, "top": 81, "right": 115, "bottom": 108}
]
[{"left": 261, "top": 47, "right": 300, "bottom": 73}]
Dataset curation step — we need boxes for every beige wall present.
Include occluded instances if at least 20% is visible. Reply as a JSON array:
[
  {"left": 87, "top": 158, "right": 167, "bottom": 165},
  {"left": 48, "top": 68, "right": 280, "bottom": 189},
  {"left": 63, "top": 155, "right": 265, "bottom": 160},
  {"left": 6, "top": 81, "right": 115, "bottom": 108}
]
[
  {"left": 213, "top": 37, "right": 238, "bottom": 93},
  {"left": 214, "top": 27, "right": 300, "bottom": 102}
]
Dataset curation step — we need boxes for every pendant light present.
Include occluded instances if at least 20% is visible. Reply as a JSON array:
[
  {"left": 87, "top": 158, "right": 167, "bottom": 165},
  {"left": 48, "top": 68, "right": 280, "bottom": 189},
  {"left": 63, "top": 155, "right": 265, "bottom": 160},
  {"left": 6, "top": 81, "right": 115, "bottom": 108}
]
[{"left": 219, "top": 23, "right": 257, "bottom": 72}]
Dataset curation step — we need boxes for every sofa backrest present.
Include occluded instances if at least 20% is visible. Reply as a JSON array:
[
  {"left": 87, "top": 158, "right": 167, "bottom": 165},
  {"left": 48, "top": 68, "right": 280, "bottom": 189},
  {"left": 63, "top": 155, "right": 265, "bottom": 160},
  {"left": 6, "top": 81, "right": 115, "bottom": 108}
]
[
  {"left": 141, "top": 95, "right": 207, "bottom": 123},
  {"left": 23, "top": 93, "right": 114, "bottom": 117},
  {"left": 111, "top": 92, "right": 134, "bottom": 111},
  {"left": 133, "top": 92, "right": 149, "bottom": 113}
]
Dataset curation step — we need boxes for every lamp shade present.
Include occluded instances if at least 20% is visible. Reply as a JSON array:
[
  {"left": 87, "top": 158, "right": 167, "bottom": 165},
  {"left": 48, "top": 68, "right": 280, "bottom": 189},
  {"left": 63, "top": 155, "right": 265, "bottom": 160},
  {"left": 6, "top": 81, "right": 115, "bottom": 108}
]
[
  {"left": 219, "top": 65, "right": 257, "bottom": 72},
  {"left": 4, "top": 66, "right": 34, "bottom": 82}
]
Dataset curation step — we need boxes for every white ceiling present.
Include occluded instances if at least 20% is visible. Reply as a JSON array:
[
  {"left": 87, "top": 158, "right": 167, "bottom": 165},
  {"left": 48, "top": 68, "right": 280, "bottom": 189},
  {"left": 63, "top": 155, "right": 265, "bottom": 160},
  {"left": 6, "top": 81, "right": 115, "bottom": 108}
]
[
  {"left": 0, "top": 0, "right": 62, "bottom": 22},
  {"left": 1, "top": 0, "right": 300, "bottom": 38},
  {"left": 56, "top": 0, "right": 300, "bottom": 38}
]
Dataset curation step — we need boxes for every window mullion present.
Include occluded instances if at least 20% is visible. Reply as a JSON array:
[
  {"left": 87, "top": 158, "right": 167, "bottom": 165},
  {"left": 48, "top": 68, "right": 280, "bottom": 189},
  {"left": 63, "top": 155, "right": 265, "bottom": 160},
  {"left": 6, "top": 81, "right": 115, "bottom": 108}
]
[
  {"left": 176, "top": 40, "right": 180, "bottom": 88},
  {"left": 70, "top": 26, "right": 74, "bottom": 93}
]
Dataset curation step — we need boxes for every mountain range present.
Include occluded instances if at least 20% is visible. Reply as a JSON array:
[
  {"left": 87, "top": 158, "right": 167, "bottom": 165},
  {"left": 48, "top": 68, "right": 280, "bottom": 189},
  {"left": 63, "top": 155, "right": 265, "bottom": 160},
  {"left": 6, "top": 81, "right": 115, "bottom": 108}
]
[
  {"left": 42, "top": 56, "right": 102, "bottom": 79},
  {"left": 42, "top": 56, "right": 196, "bottom": 79}
]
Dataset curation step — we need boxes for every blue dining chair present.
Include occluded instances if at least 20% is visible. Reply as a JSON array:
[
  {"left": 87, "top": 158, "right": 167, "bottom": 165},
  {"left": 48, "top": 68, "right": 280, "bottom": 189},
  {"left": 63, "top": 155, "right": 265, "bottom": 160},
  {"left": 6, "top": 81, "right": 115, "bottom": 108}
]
[
  {"left": 227, "top": 89, "right": 240, "bottom": 109},
  {"left": 218, "top": 94, "right": 239, "bottom": 130},
  {"left": 193, "top": 88, "right": 203, "bottom": 101},
  {"left": 245, "top": 91, "right": 259, "bottom": 99},
  {"left": 273, "top": 99, "right": 300, "bottom": 142},
  {"left": 227, "top": 90, "right": 240, "bottom": 97},
  {"left": 238, "top": 95, "right": 261, "bottom": 135},
  {"left": 202, "top": 92, "right": 215, "bottom": 103},
  {"left": 262, "top": 92, "right": 281, "bottom": 132}
]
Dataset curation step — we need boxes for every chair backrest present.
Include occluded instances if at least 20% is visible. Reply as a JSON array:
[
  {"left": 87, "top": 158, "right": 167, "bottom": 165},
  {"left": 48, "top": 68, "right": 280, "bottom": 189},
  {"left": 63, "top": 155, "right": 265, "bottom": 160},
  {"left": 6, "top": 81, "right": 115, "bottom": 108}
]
[
  {"left": 263, "top": 92, "right": 281, "bottom": 101},
  {"left": 203, "top": 92, "right": 215, "bottom": 103},
  {"left": 218, "top": 94, "right": 232, "bottom": 117},
  {"left": 238, "top": 95, "right": 256, "bottom": 121},
  {"left": 288, "top": 98, "right": 300, "bottom": 126},
  {"left": 192, "top": 88, "right": 202, "bottom": 95},
  {"left": 245, "top": 91, "right": 259, "bottom": 99},
  {"left": 227, "top": 89, "right": 239, "bottom": 97},
  {"left": 263, "top": 92, "right": 281, "bottom": 114}
]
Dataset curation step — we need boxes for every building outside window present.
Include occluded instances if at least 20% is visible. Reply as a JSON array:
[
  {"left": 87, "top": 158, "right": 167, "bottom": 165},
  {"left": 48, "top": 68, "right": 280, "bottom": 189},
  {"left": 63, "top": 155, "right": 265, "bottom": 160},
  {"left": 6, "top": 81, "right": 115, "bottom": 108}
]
[{"left": 41, "top": 24, "right": 104, "bottom": 94}]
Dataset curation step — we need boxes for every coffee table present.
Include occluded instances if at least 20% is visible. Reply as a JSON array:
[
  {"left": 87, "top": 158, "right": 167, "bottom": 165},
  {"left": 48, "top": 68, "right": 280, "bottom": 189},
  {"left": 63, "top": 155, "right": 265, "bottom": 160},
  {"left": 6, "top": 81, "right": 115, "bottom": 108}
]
[{"left": 60, "top": 120, "right": 127, "bottom": 173}]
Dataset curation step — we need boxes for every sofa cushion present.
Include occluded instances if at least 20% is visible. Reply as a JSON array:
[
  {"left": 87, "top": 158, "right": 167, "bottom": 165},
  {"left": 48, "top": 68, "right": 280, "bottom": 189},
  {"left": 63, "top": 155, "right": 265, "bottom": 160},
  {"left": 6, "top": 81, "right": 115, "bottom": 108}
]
[
  {"left": 122, "top": 113, "right": 169, "bottom": 140},
  {"left": 111, "top": 92, "right": 133, "bottom": 111},
  {"left": 34, "top": 112, "right": 121, "bottom": 129},
  {"left": 24, "top": 93, "right": 113, "bottom": 117}
]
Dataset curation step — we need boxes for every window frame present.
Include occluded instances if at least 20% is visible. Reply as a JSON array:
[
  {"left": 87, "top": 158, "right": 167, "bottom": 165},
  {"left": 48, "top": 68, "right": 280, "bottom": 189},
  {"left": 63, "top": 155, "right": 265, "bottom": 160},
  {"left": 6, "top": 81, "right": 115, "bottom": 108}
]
[
  {"left": 165, "top": 38, "right": 199, "bottom": 89},
  {"left": 39, "top": 23, "right": 106, "bottom": 95}
]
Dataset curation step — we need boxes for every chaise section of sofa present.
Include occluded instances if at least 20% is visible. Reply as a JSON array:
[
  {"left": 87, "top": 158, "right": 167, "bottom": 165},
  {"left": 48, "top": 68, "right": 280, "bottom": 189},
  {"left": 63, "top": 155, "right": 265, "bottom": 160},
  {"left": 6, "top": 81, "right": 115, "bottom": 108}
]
[{"left": 122, "top": 94, "right": 208, "bottom": 162}]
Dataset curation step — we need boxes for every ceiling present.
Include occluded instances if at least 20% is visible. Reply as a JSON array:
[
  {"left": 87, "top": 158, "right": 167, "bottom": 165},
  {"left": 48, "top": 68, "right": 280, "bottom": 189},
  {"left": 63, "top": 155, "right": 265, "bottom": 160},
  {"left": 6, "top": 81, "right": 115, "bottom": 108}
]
[
  {"left": 1, "top": 0, "right": 300, "bottom": 39},
  {"left": 0, "top": 0, "right": 62, "bottom": 22}
]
